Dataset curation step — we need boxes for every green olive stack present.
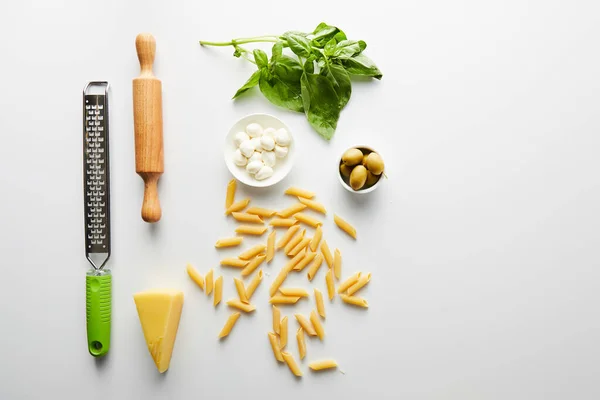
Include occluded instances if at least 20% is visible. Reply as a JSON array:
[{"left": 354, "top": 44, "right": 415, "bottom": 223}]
[{"left": 340, "top": 148, "right": 385, "bottom": 191}]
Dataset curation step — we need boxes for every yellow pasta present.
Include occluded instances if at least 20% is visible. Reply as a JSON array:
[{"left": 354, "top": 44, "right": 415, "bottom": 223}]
[
  {"left": 279, "top": 288, "right": 310, "bottom": 297},
  {"left": 235, "top": 225, "right": 267, "bottom": 236},
  {"left": 226, "top": 299, "right": 256, "bottom": 312},
  {"left": 232, "top": 212, "right": 264, "bottom": 224},
  {"left": 339, "top": 294, "right": 368, "bottom": 308},
  {"left": 239, "top": 244, "right": 266, "bottom": 260},
  {"left": 268, "top": 332, "right": 284, "bottom": 362},
  {"left": 240, "top": 254, "right": 266, "bottom": 277},
  {"left": 285, "top": 186, "right": 315, "bottom": 199},
  {"left": 347, "top": 273, "right": 371, "bottom": 296},
  {"left": 272, "top": 305, "right": 281, "bottom": 334},
  {"left": 294, "top": 212, "right": 322, "bottom": 228},
  {"left": 246, "top": 269, "right": 263, "bottom": 300},
  {"left": 321, "top": 240, "right": 333, "bottom": 268},
  {"left": 288, "top": 236, "right": 311, "bottom": 257},
  {"left": 233, "top": 277, "right": 249, "bottom": 303},
  {"left": 270, "top": 218, "right": 298, "bottom": 228},
  {"left": 310, "top": 226, "right": 322, "bottom": 252},
  {"left": 218, "top": 312, "right": 240, "bottom": 339},
  {"left": 293, "top": 251, "right": 317, "bottom": 272},
  {"left": 269, "top": 295, "right": 301, "bottom": 305},
  {"left": 298, "top": 197, "right": 327, "bottom": 214},
  {"left": 334, "top": 214, "right": 357, "bottom": 239},
  {"left": 307, "top": 253, "right": 324, "bottom": 281},
  {"left": 277, "top": 203, "right": 307, "bottom": 218},
  {"left": 225, "top": 179, "right": 236, "bottom": 210},
  {"left": 281, "top": 351, "right": 303, "bottom": 377},
  {"left": 220, "top": 258, "right": 249, "bottom": 268},
  {"left": 310, "top": 310, "right": 325, "bottom": 341},
  {"left": 333, "top": 248, "right": 342, "bottom": 280},
  {"left": 269, "top": 268, "right": 289, "bottom": 297},
  {"left": 205, "top": 268, "right": 214, "bottom": 295},
  {"left": 284, "top": 229, "right": 305, "bottom": 255},
  {"left": 225, "top": 198, "right": 250, "bottom": 215},
  {"left": 284, "top": 249, "right": 306, "bottom": 273},
  {"left": 280, "top": 316, "right": 288, "bottom": 348},
  {"left": 337, "top": 272, "right": 361, "bottom": 293},
  {"left": 294, "top": 314, "right": 317, "bottom": 336},
  {"left": 276, "top": 225, "right": 301, "bottom": 249},
  {"left": 266, "top": 230, "right": 276, "bottom": 263},
  {"left": 325, "top": 269, "right": 335, "bottom": 300},
  {"left": 314, "top": 288, "right": 326, "bottom": 318},
  {"left": 309, "top": 360, "right": 338, "bottom": 371},
  {"left": 214, "top": 276, "right": 223, "bottom": 306},
  {"left": 214, "top": 237, "right": 243, "bottom": 248},
  {"left": 297, "top": 328, "right": 306, "bottom": 360},
  {"left": 186, "top": 264, "right": 204, "bottom": 290},
  {"left": 246, "top": 207, "right": 276, "bottom": 218}
]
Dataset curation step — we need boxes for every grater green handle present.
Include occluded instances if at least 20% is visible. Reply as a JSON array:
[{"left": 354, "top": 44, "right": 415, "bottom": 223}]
[{"left": 86, "top": 272, "right": 112, "bottom": 357}]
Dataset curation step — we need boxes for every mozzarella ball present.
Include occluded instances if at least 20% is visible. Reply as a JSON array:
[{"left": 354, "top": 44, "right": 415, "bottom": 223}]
[
  {"left": 274, "top": 145, "right": 288, "bottom": 159},
  {"left": 260, "top": 135, "right": 275, "bottom": 151},
  {"left": 239, "top": 139, "right": 255, "bottom": 158},
  {"left": 255, "top": 166, "right": 274, "bottom": 181},
  {"left": 261, "top": 151, "right": 276, "bottom": 167},
  {"left": 274, "top": 128, "right": 291, "bottom": 146},
  {"left": 246, "top": 123, "right": 263, "bottom": 138},
  {"left": 263, "top": 127, "right": 276, "bottom": 138},
  {"left": 233, "top": 131, "right": 249, "bottom": 147},
  {"left": 233, "top": 149, "right": 247, "bottom": 167},
  {"left": 249, "top": 151, "right": 262, "bottom": 163},
  {"left": 246, "top": 160, "right": 263, "bottom": 174},
  {"left": 251, "top": 137, "right": 263, "bottom": 152}
]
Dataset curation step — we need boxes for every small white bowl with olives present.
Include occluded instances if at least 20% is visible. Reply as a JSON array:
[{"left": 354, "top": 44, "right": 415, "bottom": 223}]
[{"left": 338, "top": 146, "right": 385, "bottom": 193}]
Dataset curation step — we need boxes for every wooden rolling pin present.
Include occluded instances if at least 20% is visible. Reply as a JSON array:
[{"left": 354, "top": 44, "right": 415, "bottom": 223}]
[{"left": 133, "top": 33, "right": 163, "bottom": 223}]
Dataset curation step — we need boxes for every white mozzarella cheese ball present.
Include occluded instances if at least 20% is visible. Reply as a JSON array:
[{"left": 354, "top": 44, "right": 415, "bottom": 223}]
[
  {"left": 263, "top": 127, "right": 276, "bottom": 138},
  {"left": 274, "top": 128, "right": 291, "bottom": 146},
  {"left": 260, "top": 135, "right": 275, "bottom": 151},
  {"left": 233, "top": 149, "right": 247, "bottom": 166},
  {"left": 251, "top": 137, "right": 263, "bottom": 152},
  {"left": 255, "top": 166, "right": 274, "bottom": 180},
  {"left": 239, "top": 139, "right": 255, "bottom": 158},
  {"left": 261, "top": 151, "right": 276, "bottom": 167},
  {"left": 246, "top": 160, "right": 263, "bottom": 174},
  {"left": 234, "top": 131, "right": 249, "bottom": 147},
  {"left": 246, "top": 123, "right": 263, "bottom": 138},
  {"left": 274, "top": 145, "right": 288, "bottom": 159},
  {"left": 249, "top": 151, "right": 262, "bottom": 163}
]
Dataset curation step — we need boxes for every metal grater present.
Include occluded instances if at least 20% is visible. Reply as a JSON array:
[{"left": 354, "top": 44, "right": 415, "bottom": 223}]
[{"left": 83, "top": 81, "right": 112, "bottom": 357}]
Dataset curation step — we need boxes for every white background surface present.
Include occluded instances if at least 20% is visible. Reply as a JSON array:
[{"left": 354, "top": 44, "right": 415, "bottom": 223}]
[{"left": 1, "top": 1, "right": 599, "bottom": 399}]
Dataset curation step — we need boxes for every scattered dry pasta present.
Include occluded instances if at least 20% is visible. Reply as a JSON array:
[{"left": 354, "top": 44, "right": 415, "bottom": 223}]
[
  {"left": 310, "top": 226, "right": 322, "bottom": 252},
  {"left": 310, "top": 310, "right": 325, "bottom": 340},
  {"left": 214, "top": 237, "right": 243, "bottom": 248},
  {"left": 288, "top": 236, "right": 311, "bottom": 257},
  {"left": 321, "top": 240, "right": 333, "bottom": 268},
  {"left": 280, "top": 316, "right": 288, "bottom": 348},
  {"left": 282, "top": 352, "right": 302, "bottom": 377},
  {"left": 277, "top": 203, "right": 307, "bottom": 218},
  {"left": 213, "top": 276, "right": 223, "bottom": 306},
  {"left": 220, "top": 258, "right": 248, "bottom": 268},
  {"left": 285, "top": 186, "right": 315, "bottom": 199},
  {"left": 333, "top": 249, "right": 342, "bottom": 280},
  {"left": 235, "top": 225, "right": 267, "bottom": 236},
  {"left": 246, "top": 207, "right": 276, "bottom": 218},
  {"left": 339, "top": 294, "right": 368, "bottom": 308},
  {"left": 297, "top": 197, "right": 327, "bottom": 214},
  {"left": 240, "top": 255, "right": 266, "bottom": 277},
  {"left": 295, "top": 314, "right": 317, "bottom": 336},
  {"left": 232, "top": 212, "right": 264, "bottom": 224},
  {"left": 337, "top": 272, "right": 361, "bottom": 294},
  {"left": 269, "top": 295, "right": 302, "bottom": 305},
  {"left": 266, "top": 231, "right": 276, "bottom": 263},
  {"left": 293, "top": 251, "right": 316, "bottom": 272},
  {"left": 225, "top": 179, "right": 236, "bottom": 210},
  {"left": 268, "top": 332, "right": 284, "bottom": 362},
  {"left": 218, "top": 312, "right": 240, "bottom": 338},
  {"left": 205, "top": 269, "right": 214, "bottom": 295},
  {"left": 279, "top": 288, "right": 310, "bottom": 297},
  {"left": 186, "top": 264, "right": 204, "bottom": 290},
  {"left": 269, "top": 268, "right": 289, "bottom": 297},
  {"left": 225, "top": 198, "right": 250, "bottom": 215},
  {"left": 239, "top": 244, "right": 266, "bottom": 260},
  {"left": 314, "top": 289, "right": 326, "bottom": 318},
  {"left": 334, "top": 214, "right": 357, "bottom": 239},
  {"left": 284, "top": 229, "right": 305, "bottom": 254},
  {"left": 233, "top": 277, "right": 249, "bottom": 303},
  {"left": 347, "top": 273, "right": 371, "bottom": 296},
  {"left": 272, "top": 305, "right": 281, "bottom": 334},
  {"left": 307, "top": 253, "right": 324, "bottom": 281},
  {"left": 325, "top": 269, "right": 335, "bottom": 300},
  {"left": 246, "top": 270, "right": 263, "bottom": 300},
  {"left": 309, "top": 360, "right": 338, "bottom": 371},
  {"left": 294, "top": 212, "right": 322, "bottom": 228},
  {"left": 226, "top": 299, "right": 256, "bottom": 312},
  {"left": 277, "top": 225, "right": 300, "bottom": 249},
  {"left": 270, "top": 218, "right": 297, "bottom": 228},
  {"left": 297, "top": 328, "right": 306, "bottom": 360}
]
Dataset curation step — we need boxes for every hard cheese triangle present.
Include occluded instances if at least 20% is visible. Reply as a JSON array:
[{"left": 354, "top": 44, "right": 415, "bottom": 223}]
[{"left": 134, "top": 289, "right": 184, "bottom": 373}]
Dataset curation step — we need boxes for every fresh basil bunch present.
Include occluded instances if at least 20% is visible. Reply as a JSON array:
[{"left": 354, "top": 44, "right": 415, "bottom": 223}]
[{"left": 200, "top": 23, "right": 382, "bottom": 140}]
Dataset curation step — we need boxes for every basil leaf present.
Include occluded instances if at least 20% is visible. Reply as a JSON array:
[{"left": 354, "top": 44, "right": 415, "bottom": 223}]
[
  {"left": 271, "top": 42, "right": 283, "bottom": 60},
  {"left": 333, "top": 40, "right": 362, "bottom": 60},
  {"left": 304, "top": 58, "right": 315, "bottom": 74},
  {"left": 358, "top": 40, "right": 367, "bottom": 53},
  {"left": 322, "top": 63, "right": 351, "bottom": 109},
  {"left": 342, "top": 54, "right": 383, "bottom": 79},
  {"left": 253, "top": 49, "right": 268, "bottom": 69},
  {"left": 324, "top": 39, "right": 337, "bottom": 57},
  {"left": 232, "top": 69, "right": 262, "bottom": 99},
  {"left": 334, "top": 31, "right": 347, "bottom": 42},
  {"left": 272, "top": 55, "right": 303, "bottom": 83},
  {"left": 311, "top": 22, "right": 339, "bottom": 48},
  {"left": 259, "top": 58, "right": 304, "bottom": 112},
  {"left": 300, "top": 72, "right": 340, "bottom": 140},
  {"left": 284, "top": 33, "right": 312, "bottom": 57}
]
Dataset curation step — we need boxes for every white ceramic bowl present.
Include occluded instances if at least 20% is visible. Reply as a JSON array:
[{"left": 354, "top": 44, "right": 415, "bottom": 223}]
[
  {"left": 338, "top": 145, "right": 384, "bottom": 194},
  {"left": 224, "top": 113, "right": 295, "bottom": 188}
]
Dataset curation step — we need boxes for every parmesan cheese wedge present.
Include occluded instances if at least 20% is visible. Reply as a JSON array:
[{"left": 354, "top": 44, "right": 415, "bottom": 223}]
[{"left": 134, "top": 289, "right": 184, "bottom": 373}]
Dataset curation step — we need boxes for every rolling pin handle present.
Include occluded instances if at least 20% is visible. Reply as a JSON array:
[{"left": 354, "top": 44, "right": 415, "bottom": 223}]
[
  {"left": 141, "top": 173, "right": 161, "bottom": 223},
  {"left": 136, "top": 33, "right": 156, "bottom": 77}
]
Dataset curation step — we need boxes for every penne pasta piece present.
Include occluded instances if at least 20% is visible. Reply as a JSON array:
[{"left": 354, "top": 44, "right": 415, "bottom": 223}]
[
  {"left": 268, "top": 332, "right": 284, "bottom": 362},
  {"left": 232, "top": 212, "right": 264, "bottom": 224},
  {"left": 277, "top": 225, "right": 301, "bottom": 249},
  {"left": 334, "top": 214, "right": 357, "bottom": 239},
  {"left": 215, "top": 237, "right": 243, "bottom": 248},
  {"left": 281, "top": 352, "right": 303, "bottom": 377},
  {"left": 269, "top": 295, "right": 302, "bottom": 305},
  {"left": 294, "top": 213, "right": 322, "bottom": 228},
  {"left": 240, "top": 254, "right": 266, "bottom": 277},
  {"left": 213, "top": 276, "right": 223, "bottom": 306},
  {"left": 205, "top": 269, "right": 214, "bottom": 295},
  {"left": 186, "top": 264, "right": 204, "bottom": 290},
  {"left": 269, "top": 268, "right": 289, "bottom": 297},
  {"left": 235, "top": 225, "right": 268, "bottom": 236},
  {"left": 337, "top": 272, "right": 361, "bottom": 294},
  {"left": 220, "top": 258, "right": 249, "bottom": 268},
  {"left": 294, "top": 314, "right": 317, "bottom": 336},
  {"left": 310, "top": 310, "right": 325, "bottom": 341},
  {"left": 325, "top": 269, "right": 335, "bottom": 301},
  {"left": 272, "top": 305, "right": 281, "bottom": 334},
  {"left": 270, "top": 218, "right": 298, "bottom": 228},
  {"left": 280, "top": 316, "right": 288, "bottom": 348},
  {"left": 234, "top": 277, "right": 249, "bottom": 303},
  {"left": 347, "top": 273, "right": 372, "bottom": 296},
  {"left": 225, "top": 179, "right": 236, "bottom": 210},
  {"left": 245, "top": 269, "right": 263, "bottom": 300},
  {"left": 309, "top": 360, "right": 338, "bottom": 371},
  {"left": 218, "top": 312, "right": 240, "bottom": 338},
  {"left": 298, "top": 197, "right": 327, "bottom": 214},
  {"left": 277, "top": 203, "right": 307, "bottom": 218},
  {"left": 314, "top": 289, "right": 326, "bottom": 318},
  {"left": 307, "top": 253, "right": 324, "bottom": 281},
  {"left": 339, "top": 294, "right": 368, "bottom": 308},
  {"left": 321, "top": 240, "right": 333, "bottom": 268},
  {"left": 284, "top": 229, "right": 305, "bottom": 255},
  {"left": 239, "top": 244, "right": 266, "bottom": 260},
  {"left": 226, "top": 299, "right": 256, "bottom": 313},
  {"left": 297, "top": 328, "right": 306, "bottom": 360},
  {"left": 293, "top": 251, "right": 316, "bottom": 272},
  {"left": 279, "top": 288, "right": 310, "bottom": 298},
  {"left": 246, "top": 207, "right": 276, "bottom": 218},
  {"left": 266, "top": 230, "right": 276, "bottom": 263},
  {"left": 225, "top": 198, "right": 250, "bottom": 215},
  {"left": 285, "top": 186, "right": 315, "bottom": 199},
  {"left": 309, "top": 226, "right": 322, "bottom": 252},
  {"left": 333, "top": 249, "right": 342, "bottom": 280},
  {"left": 283, "top": 249, "right": 306, "bottom": 273},
  {"left": 288, "top": 236, "right": 311, "bottom": 257}
]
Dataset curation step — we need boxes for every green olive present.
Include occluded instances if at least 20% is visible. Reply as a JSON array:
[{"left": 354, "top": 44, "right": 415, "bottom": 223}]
[
  {"left": 342, "top": 148, "right": 363, "bottom": 167},
  {"left": 340, "top": 163, "right": 353, "bottom": 178},
  {"left": 366, "top": 152, "right": 384, "bottom": 175},
  {"left": 366, "top": 171, "right": 379, "bottom": 187},
  {"left": 349, "top": 165, "right": 367, "bottom": 190}
]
